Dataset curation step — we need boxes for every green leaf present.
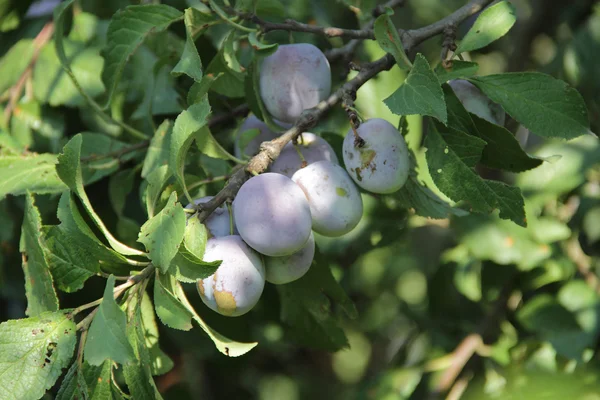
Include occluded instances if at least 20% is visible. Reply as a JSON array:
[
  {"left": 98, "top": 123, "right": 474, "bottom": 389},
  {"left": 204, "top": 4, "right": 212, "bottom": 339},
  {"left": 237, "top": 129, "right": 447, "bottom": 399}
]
[
  {"left": 82, "top": 361, "right": 114, "bottom": 400},
  {"left": 469, "top": 73, "right": 591, "bottom": 140},
  {"left": 33, "top": 40, "right": 105, "bottom": 107},
  {"left": 0, "top": 39, "right": 35, "bottom": 94},
  {"left": 187, "top": 73, "right": 222, "bottom": 105},
  {"left": 154, "top": 271, "right": 193, "bottom": 330},
  {"left": 169, "top": 218, "right": 220, "bottom": 283},
  {"left": 248, "top": 32, "right": 278, "bottom": 56},
  {"left": 124, "top": 302, "right": 163, "bottom": 399},
  {"left": 0, "top": 153, "right": 67, "bottom": 199},
  {"left": 80, "top": 132, "right": 140, "bottom": 185},
  {"left": 68, "top": 11, "right": 99, "bottom": 43},
  {"left": 425, "top": 123, "right": 526, "bottom": 226},
  {"left": 205, "top": 30, "right": 246, "bottom": 98},
  {"left": 142, "top": 120, "right": 172, "bottom": 178},
  {"left": 277, "top": 250, "right": 357, "bottom": 351},
  {"left": 145, "top": 165, "right": 172, "bottom": 218},
  {"left": 101, "top": 4, "right": 183, "bottom": 107},
  {"left": 435, "top": 60, "right": 479, "bottom": 83},
  {"left": 455, "top": 1, "right": 517, "bottom": 54},
  {"left": 108, "top": 168, "right": 141, "bottom": 244},
  {"left": 443, "top": 84, "right": 543, "bottom": 172},
  {"left": 84, "top": 275, "right": 135, "bottom": 366},
  {"left": 384, "top": 54, "right": 447, "bottom": 123},
  {"left": 20, "top": 192, "right": 59, "bottom": 316},
  {"left": 138, "top": 191, "right": 185, "bottom": 272},
  {"left": 139, "top": 293, "right": 174, "bottom": 376},
  {"left": 175, "top": 282, "right": 258, "bottom": 357},
  {"left": 396, "top": 174, "right": 469, "bottom": 219},
  {"left": 55, "top": 363, "right": 88, "bottom": 400},
  {"left": 56, "top": 134, "right": 146, "bottom": 257},
  {"left": 0, "top": 311, "right": 77, "bottom": 400},
  {"left": 373, "top": 12, "right": 411, "bottom": 70},
  {"left": 196, "top": 125, "right": 241, "bottom": 162},
  {"left": 170, "top": 98, "right": 211, "bottom": 201},
  {"left": 171, "top": 8, "right": 203, "bottom": 81}
]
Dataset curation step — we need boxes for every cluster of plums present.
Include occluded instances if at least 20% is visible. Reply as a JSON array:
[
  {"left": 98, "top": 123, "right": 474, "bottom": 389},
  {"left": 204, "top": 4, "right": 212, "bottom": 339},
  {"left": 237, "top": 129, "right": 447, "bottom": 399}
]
[{"left": 191, "top": 44, "right": 504, "bottom": 317}]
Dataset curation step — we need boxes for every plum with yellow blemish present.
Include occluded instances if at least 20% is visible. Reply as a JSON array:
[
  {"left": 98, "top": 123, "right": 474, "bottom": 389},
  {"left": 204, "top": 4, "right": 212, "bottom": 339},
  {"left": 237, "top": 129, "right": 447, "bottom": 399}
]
[
  {"left": 197, "top": 235, "right": 265, "bottom": 317},
  {"left": 342, "top": 118, "right": 410, "bottom": 194},
  {"left": 270, "top": 132, "right": 338, "bottom": 178},
  {"left": 259, "top": 43, "right": 331, "bottom": 123},
  {"left": 292, "top": 161, "right": 363, "bottom": 237}
]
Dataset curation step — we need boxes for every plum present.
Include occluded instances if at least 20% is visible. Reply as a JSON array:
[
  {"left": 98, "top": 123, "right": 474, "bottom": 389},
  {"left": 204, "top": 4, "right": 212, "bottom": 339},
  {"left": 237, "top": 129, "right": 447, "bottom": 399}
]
[
  {"left": 292, "top": 161, "right": 363, "bottom": 237},
  {"left": 270, "top": 132, "right": 339, "bottom": 178},
  {"left": 186, "top": 196, "right": 235, "bottom": 237},
  {"left": 342, "top": 118, "right": 410, "bottom": 194},
  {"left": 233, "top": 173, "right": 312, "bottom": 256},
  {"left": 197, "top": 235, "right": 265, "bottom": 316},
  {"left": 234, "top": 115, "right": 280, "bottom": 158},
  {"left": 259, "top": 43, "right": 331, "bottom": 123},
  {"left": 448, "top": 79, "right": 505, "bottom": 126},
  {"left": 265, "top": 232, "right": 315, "bottom": 284}
]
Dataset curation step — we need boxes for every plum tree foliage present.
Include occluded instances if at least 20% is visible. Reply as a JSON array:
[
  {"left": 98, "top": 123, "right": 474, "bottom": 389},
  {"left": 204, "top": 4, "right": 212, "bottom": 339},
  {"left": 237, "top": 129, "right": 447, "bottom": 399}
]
[{"left": 1, "top": 0, "right": 598, "bottom": 398}]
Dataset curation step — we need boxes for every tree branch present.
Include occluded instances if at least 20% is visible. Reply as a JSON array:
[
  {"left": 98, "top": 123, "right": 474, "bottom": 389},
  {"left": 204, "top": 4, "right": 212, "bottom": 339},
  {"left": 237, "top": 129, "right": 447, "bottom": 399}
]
[{"left": 197, "top": 0, "right": 493, "bottom": 222}]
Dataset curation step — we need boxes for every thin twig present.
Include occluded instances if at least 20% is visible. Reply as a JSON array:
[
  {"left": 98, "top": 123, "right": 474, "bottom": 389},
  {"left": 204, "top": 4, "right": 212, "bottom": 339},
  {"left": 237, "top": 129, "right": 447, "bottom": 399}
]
[{"left": 197, "top": 0, "right": 493, "bottom": 223}]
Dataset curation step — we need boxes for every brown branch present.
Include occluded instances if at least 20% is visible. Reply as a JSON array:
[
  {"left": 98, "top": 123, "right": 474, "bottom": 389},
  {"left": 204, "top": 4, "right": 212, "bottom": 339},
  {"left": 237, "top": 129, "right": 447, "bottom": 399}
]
[
  {"left": 197, "top": 0, "right": 493, "bottom": 222},
  {"left": 3, "top": 22, "right": 54, "bottom": 126}
]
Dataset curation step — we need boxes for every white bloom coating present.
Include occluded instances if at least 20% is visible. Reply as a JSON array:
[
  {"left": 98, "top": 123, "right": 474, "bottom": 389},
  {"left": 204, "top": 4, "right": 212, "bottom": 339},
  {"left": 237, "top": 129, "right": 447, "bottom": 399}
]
[
  {"left": 342, "top": 118, "right": 410, "bottom": 194},
  {"left": 186, "top": 196, "right": 235, "bottom": 237},
  {"left": 233, "top": 173, "right": 312, "bottom": 256},
  {"left": 197, "top": 235, "right": 265, "bottom": 317},
  {"left": 270, "top": 132, "right": 339, "bottom": 178},
  {"left": 259, "top": 43, "right": 331, "bottom": 123},
  {"left": 292, "top": 161, "right": 363, "bottom": 237},
  {"left": 234, "top": 115, "right": 279, "bottom": 158},
  {"left": 448, "top": 79, "right": 506, "bottom": 126},
  {"left": 265, "top": 232, "right": 315, "bottom": 284}
]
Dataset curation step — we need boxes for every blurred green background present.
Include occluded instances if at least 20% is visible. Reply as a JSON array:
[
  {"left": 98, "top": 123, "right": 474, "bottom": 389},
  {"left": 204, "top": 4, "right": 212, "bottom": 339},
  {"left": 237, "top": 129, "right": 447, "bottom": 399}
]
[{"left": 2, "top": 0, "right": 600, "bottom": 399}]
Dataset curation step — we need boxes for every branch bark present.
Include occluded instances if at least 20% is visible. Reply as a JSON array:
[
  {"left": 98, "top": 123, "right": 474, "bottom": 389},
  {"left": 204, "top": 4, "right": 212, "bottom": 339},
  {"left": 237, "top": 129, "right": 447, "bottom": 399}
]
[{"left": 197, "top": 0, "right": 493, "bottom": 222}]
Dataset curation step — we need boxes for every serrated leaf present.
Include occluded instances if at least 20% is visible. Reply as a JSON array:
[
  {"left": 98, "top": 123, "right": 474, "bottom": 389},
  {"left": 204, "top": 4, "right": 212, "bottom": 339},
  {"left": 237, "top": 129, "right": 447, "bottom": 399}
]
[
  {"left": 456, "top": 1, "right": 516, "bottom": 54},
  {"left": 142, "top": 120, "right": 172, "bottom": 178},
  {"left": 145, "top": 165, "right": 172, "bottom": 218},
  {"left": 0, "top": 153, "right": 67, "bottom": 199},
  {"left": 154, "top": 271, "right": 193, "bottom": 330},
  {"left": 397, "top": 174, "right": 469, "bottom": 219},
  {"left": 55, "top": 362, "right": 88, "bottom": 400},
  {"left": 175, "top": 283, "right": 258, "bottom": 357},
  {"left": 443, "top": 84, "right": 543, "bottom": 172},
  {"left": 138, "top": 191, "right": 185, "bottom": 272},
  {"left": 187, "top": 73, "right": 221, "bottom": 105},
  {"left": 84, "top": 275, "right": 135, "bottom": 366},
  {"left": 205, "top": 30, "right": 246, "bottom": 98},
  {"left": 373, "top": 12, "right": 411, "bottom": 70},
  {"left": 277, "top": 250, "right": 357, "bottom": 351},
  {"left": 101, "top": 4, "right": 183, "bottom": 107},
  {"left": 124, "top": 304, "right": 163, "bottom": 399},
  {"left": 425, "top": 123, "right": 526, "bottom": 226},
  {"left": 80, "top": 132, "right": 140, "bottom": 185},
  {"left": 20, "top": 192, "right": 59, "bottom": 316},
  {"left": 384, "top": 54, "right": 447, "bottom": 123},
  {"left": 33, "top": 39, "right": 105, "bottom": 107},
  {"left": 171, "top": 8, "right": 203, "bottom": 81},
  {"left": 83, "top": 361, "right": 113, "bottom": 400},
  {"left": 169, "top": 218, "right": 220, "bottom": 283},
  {"left": 0, "top": 311, "right": 77, "bottom": 400},
  {"left": 170, "top": 98, "right": 211, "bottom": 201},
  {"left": 248, "top": 32, "right": 278, "bottom": 55},
  {"left": 56, "top": 134, "right": 146, "bottom": 257},
  {"left": 196, "top": 125, "right": 240, "bottom": 161},
  {"left": 469, "top": 73, "right": 591, "bottom": 140},
  {"left": 139, "top": 293, "right": 174, "bottom": 376},
  {"left": 435, "top": 60, "right": 479, "bottom": 83}
]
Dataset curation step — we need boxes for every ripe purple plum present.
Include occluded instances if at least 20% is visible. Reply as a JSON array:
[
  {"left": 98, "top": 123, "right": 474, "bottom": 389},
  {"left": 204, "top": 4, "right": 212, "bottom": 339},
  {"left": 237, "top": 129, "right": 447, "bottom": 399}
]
[
  {"left": 234, "top": 115, "right": 279, "bottom": 158},
  {"left": 186, "top": 196, "right": 235, "bottom": 237},
  {"left": 270, "top": 132, "right": 339, "bottom": 178},
  {"left": 448, "top": 79, "right": 506, "bottom": 126},
  {"left": 197, "top": 235, "right": 265, "bottom": 317},
  {"left": 342, "top": 118, "right": 410, "bottom": 194},
  {"left": 259, "top": 43, "right": 331, "bottom": 123},
  {"left": 265, "top": 232, "right": 315, "bottom": 284},
  {"left": 292, "top": 161, "right": 363, "bottom": 237},
  {"left": 233, "top": 173, "right": 312, "bottom": 256}
]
